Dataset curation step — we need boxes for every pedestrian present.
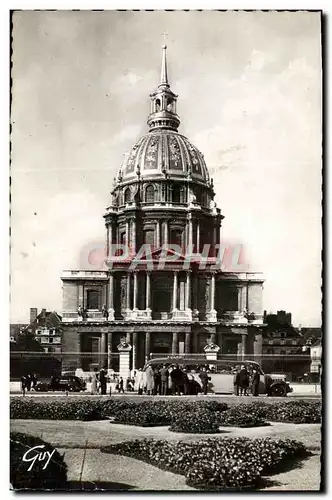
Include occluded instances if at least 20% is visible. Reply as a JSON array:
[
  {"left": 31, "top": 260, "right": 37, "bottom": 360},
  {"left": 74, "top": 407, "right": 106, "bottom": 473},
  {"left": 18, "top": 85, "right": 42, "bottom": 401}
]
[
  {"left": 238, "top": 365, "right": 249, "bottom": 396},
  {"left": 170, "top": 365, "right": 183, "bottom": 395},
  {"left": 135, "top": 368, "right": 144, "bottom": 395},
  {"left": 21, "top": 375, "right": 26, "bottom": 396},
  {"left": 145, "top": 365, "right": 155, "bottom": 395},
  {"left": 183, "top": 369, "right": 190, "bottom": 395},
  {"left": 153, "top": 368, "right": 161, "bottom": 395},
  {"left": 99, "top": 368, "right": 107, "bottom": 395},
  {"left": 199, "top": 367, "right": 210, "bottom": 395},
  {"left": 26, "top": 374, "right": 32, "bottom": 392},
  {"left": 118, "top": 376, "right": 125, "bottom": 393},
  {"left": 31, "top": 373, "right": 38, "bottom": 390},
  {"left": 160, "top": 364, "right": 169, "bottom": 395},
  {"left": 91, "top": 368, "right": 98, "bottom": 395},
  {"left": 251, "top": 368, "right": 260, "bottom": 397}
]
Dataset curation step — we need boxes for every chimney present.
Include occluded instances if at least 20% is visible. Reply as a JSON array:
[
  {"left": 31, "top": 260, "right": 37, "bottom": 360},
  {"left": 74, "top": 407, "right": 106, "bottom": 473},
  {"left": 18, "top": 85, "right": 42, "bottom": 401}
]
[{"left": 30, "top": 308, "right": 38, "bottom": 324}]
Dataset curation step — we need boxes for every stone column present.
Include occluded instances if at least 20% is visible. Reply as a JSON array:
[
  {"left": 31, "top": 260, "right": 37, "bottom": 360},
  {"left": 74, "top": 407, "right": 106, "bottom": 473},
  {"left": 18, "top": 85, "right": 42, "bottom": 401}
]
[
  {"left": 207, "top": 273, "right": 217, "bottom": 321},
  {"left": 156, "top": 221, "right": 161, "bottom": 248},
  {"left": 185, "top": 271, "right": 191, "bottom": 310},
  {"left": 188, "top": 214, "right": 193, "bottom": 251},
  {"left": 241, "top": 333, "right": 247, "bottom": 361},
  {"left": 192, "top": 273, "right": 199, "bottom": 319},
  {"left": 145, "top": 332, "right": 151, "bottom": 359},
  {"left": 78, "top": 333, "right": 83, "bottom": 369},
  {"left": 133, "top": 272, "right": 138, "bottom": 310},
  {"left": 126, "top": 273, "right": 131, "bottom": 311},
  {"left": 179, "top": 279, "right": 185, "bottom": 311},
  {"left": 164, "top": 220, "right": 168, "bottom": 246},
  {"left": 185, "top": 332, "right": 191, "bottom": 354},
  {"left": 146, "top": 272, "right": 151, "bottom": 310},
  {"left": 78, "top": 284, "right": 84, "bottom": 309},
  {"left": 107, "top": 332, "right": 113, "bottom": 370},
  {"left": 101, "top": 331, "right": 107, "bottom": 368},
  {"left": 125, "top": 221, "right": 130, "bottom": 246},
  {"left": 126, "top": 332, "right": 131, "bottom": 344},
  {"left": 196, "top": 221, "right": 200, "bottom": 253},
  {"left": 108, "top": 272, "right": 115, "bottom": 320},
  {"left": 132, "top": 332, "right": 137, "bottom": 370},
  {"left": 131, "top": 219, "right": 136, "bottom": 254},
  {"left": 237, "top": 287, "right": 242, "bottom": 312},
  {"left": 172, "top": 332, "right": 179, "bottom": 354},
  {"left": 210, "top": 333, "right": 216, "bottom": 344},
  {"left": 172, "top": 271, "right": 178, "bottom": 311}
]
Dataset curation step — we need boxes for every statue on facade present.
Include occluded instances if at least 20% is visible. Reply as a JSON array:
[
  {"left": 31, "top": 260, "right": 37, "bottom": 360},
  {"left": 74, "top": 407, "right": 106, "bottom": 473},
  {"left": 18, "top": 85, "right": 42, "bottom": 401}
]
[
  {"left": 102, "top": 304, "right": 109, "bottom": 320},
  {"left": 117, "top": 337, "right": 131, "bottom": 350},
  {"left": 188, "top": 188, "right": 196, "bottom": 204},
  {"left": 204, "top": 336, "right": 219, "bottom": 351}
]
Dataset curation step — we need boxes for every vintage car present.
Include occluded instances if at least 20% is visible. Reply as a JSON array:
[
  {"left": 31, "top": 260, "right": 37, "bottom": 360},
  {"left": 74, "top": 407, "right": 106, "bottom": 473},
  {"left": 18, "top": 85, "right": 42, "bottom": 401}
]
[
  {"left": 34, "top": 375, "right": 86, "bottom": 392},
  {"left": 143, "top": 357, "right": 292, "bottom": 397}
]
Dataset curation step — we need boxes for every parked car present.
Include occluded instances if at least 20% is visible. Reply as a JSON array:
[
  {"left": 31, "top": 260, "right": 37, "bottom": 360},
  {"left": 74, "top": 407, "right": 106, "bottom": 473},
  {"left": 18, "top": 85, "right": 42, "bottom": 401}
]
[
  {"left": 34, "top": 375, "right": 86, "bottom": 392},
  {"left": 143, "top": 357, "right": 292, "bottom": 397}
]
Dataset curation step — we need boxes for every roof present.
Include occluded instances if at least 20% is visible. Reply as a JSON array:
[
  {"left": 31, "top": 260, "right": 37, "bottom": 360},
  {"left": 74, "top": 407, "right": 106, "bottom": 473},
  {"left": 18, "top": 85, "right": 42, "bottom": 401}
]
[{"left": 119, "top": 131, "right": 210, "bottom": 185}]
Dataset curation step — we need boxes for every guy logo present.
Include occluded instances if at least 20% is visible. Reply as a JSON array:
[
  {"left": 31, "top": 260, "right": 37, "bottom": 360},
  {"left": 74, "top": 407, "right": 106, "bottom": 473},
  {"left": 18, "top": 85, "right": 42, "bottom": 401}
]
[{"left": 22, "top": 445, "right": 55, "bottom": 472}]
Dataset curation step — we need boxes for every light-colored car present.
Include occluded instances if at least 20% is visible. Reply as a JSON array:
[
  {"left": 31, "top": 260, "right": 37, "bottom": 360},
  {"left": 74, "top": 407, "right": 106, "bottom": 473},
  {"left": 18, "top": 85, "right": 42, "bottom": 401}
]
[{"left": 143, "top": 357, "right": 292, "bottom": 397}]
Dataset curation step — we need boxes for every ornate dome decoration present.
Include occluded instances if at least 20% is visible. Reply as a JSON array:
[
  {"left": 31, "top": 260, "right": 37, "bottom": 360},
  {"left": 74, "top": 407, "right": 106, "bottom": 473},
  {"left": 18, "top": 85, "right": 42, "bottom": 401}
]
[{"left": 121, "top": 132, "right": 210, "bottom": 184}]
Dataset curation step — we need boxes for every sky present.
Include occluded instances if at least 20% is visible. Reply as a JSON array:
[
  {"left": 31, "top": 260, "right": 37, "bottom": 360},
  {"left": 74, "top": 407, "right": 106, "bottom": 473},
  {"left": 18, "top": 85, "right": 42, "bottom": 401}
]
[{"left": 10, "top": 10, "right": 322, "bottom": 326}]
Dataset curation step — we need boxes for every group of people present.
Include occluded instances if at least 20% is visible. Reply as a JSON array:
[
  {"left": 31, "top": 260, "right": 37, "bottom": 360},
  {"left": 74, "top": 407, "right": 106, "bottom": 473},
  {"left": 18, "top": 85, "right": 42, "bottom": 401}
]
[
  {"left": 90, "top": 368, "right": 108, "bottom": 395},
  {"left": 133, "top": 364, "right": 211, "bottom": 396},
  {"left": 21, "top": 373, "right": 38, "bottom": 393},
  {"left": 234, "top": 365, "right": 260, "bottom": 396}
]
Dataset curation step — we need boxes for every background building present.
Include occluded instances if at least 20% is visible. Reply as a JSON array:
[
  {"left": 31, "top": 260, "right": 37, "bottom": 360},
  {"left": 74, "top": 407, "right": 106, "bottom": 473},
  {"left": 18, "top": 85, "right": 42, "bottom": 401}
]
[{"left": 60, "top": 46, "right": 266, "bottom": 374}]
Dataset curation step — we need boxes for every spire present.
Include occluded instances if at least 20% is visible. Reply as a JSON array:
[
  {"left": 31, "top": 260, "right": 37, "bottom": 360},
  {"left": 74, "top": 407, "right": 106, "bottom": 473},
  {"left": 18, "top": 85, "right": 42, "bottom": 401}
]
[
  {"left": 159, "top": 44, "right": 169, "bottom": 88},
  {"left": 147, "top": 45, "right": 180, "bottom": 132}
]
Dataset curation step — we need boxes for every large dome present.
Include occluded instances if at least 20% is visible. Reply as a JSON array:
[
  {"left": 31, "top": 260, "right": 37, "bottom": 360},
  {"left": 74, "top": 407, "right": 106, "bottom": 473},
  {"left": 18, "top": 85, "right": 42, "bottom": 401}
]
[{"left": 121, "top": 130, "right": 210, "bottom": 185}]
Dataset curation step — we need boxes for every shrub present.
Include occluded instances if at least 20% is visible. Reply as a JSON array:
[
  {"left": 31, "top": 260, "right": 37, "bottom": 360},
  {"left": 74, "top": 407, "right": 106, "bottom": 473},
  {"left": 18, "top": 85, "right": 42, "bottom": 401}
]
[
  {"left": 101, "top": 437, "right": 308, "bottom": 490},
  {"left": 218, "top": 403, "right": 269, "bottom": 428},
  {"left": 10, "top": 432, "right": 67, "bottom": 490},
  {"left": 169, "top": 408, "right": 221, "bottom": 433},
  {"left": 263, "top": 400, "right": 322, "bottom": 424},
  {"left": 10, "top": 398, "right": 228, "bottom": 426}
]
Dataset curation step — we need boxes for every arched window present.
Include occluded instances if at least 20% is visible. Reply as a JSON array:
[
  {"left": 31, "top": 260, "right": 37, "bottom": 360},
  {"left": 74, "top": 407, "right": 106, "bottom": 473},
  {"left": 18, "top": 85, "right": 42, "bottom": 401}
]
[
  {"left": 145, "top": 185, "right": 155, "bottom": 204},
  {"left": 155, "top": 99, "right": 161, "bottom": 112},
  {"left": 144, "top": 229, "right": 155, "bottom": 245},
  {"left": 166, "top": 98, "right": 173, "bottom": 112},
  {"left": 170, "top": 229, "right": 183, "bottom": 247},
  {"left": 172, "top": 184, "right": 182, "bottom": 203},
  {"left": 124, "top": 188, "right": 131, "bottom": 204}
]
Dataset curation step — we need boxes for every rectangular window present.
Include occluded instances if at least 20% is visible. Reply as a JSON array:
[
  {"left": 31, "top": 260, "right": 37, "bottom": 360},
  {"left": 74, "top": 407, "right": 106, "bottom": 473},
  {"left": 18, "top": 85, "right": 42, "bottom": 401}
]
[
  {"left": 87, "top": 290, "right": 100, "bottom": 310},
  {"left": 49, "top": 338, "right": 53, "bottom": 344}
]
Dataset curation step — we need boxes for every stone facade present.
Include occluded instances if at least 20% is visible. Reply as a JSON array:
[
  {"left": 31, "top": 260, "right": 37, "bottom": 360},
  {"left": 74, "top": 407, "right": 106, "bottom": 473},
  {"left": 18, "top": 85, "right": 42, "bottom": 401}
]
[{"left": 60, "top": 46, "right": 265, "bottom": 373}]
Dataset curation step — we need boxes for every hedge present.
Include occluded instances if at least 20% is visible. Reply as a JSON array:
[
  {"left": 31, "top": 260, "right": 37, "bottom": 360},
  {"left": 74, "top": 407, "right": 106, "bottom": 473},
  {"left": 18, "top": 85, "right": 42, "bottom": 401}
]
[
  {"left": 101, "top": 437, "right": 309, "bottom": 490},
  {"left": 10, "top": 398, "right": 321, "bottom": 426},
  {"left": 10, "top": 432, "right": 67, "bottom": 490}
]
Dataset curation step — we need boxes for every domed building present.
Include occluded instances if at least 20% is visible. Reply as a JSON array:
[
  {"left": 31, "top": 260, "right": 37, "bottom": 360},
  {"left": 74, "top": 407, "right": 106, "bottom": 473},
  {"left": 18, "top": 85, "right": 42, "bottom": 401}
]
[{"left": 61, "top": 46, "right": 265, "bottom": 373}]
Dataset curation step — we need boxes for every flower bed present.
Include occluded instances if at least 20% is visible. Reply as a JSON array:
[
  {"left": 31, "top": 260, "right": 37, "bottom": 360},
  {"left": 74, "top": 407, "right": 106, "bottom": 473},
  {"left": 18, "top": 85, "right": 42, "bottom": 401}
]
[
  {"left": 101, "top": 437, "right": 309, "bottom": 490},
  {"left": 10, "top": 432, "right": 67, "bottom": 490},
  {"left": 169, "top": 408, "right": 221, "bottom": 433},
  {"left": 262, "top": 400, "right": 322, "bottom": 424},
  {"left": 10, "top": 397, "right": 228, "bottom": 425}
]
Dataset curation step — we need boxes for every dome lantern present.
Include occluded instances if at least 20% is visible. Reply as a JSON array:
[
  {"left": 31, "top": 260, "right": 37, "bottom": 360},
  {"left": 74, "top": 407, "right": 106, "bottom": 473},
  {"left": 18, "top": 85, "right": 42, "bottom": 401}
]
[{"left": 147, "top": 45, "right": 180, "bottom": 132}]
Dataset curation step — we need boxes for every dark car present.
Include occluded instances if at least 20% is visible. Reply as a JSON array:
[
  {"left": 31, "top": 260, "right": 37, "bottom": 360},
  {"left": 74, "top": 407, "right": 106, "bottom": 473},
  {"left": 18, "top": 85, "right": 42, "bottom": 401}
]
[{"left": 35, "top": 375, "right": 86, "bottom": 392}]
